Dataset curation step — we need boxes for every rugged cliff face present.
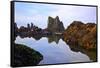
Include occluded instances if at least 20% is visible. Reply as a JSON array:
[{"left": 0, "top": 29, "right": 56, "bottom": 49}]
[
  {"left": 63, "top": 21, "right": 97, "bottom": 50},
  {"left": 63, "top": 21, "right": 97, "bottom": 61},
  {"left": 47, "top": 16, "right": 65, "bottom": 32}
]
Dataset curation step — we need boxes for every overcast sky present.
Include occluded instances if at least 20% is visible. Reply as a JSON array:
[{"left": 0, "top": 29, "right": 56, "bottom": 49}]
[{"left": 15, "top": 2, "right": 96, "bottom": 29}]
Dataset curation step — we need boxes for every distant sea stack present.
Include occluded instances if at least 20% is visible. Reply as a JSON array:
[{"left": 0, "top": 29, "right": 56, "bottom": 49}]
[{"left": 47, "top": 16, "right": 65, "bottom": 32}]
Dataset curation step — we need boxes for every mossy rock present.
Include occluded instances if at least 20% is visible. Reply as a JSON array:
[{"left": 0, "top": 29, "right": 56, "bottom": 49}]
[
  {"left": 63, "top": 21, "right": 97, "bottom": 61},
  {"left": 12, "top": 44, "right": 43, "bottom": 67}
]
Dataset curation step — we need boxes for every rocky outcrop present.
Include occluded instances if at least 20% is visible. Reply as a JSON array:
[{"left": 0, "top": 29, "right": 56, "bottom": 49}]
[
  {"left": 12, "top": 44, "right": 43, "bottom": 67},
  {"left": 63, "top": 21, "right": 97, "bottom": 50},
  {"left": 63, "top": 21, "right": 97, "bottom": 61},
  {"left": 47, "top": 16, "right": 65, "bottom": 33}
]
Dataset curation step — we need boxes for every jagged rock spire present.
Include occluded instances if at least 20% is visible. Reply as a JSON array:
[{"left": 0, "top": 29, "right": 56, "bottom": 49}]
[{"left": 47, "top": 16, "right": 65, "bottom": 32}]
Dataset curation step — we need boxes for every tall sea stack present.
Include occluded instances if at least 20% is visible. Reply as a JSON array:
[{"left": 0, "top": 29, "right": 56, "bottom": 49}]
[{"left": 47, "top": 16, "right": 65, "bottom": 32}]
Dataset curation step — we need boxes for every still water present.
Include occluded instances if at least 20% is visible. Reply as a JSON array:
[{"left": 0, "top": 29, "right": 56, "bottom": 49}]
[{"left": 15, "top": 36, "right": 90, "bottom": 65}]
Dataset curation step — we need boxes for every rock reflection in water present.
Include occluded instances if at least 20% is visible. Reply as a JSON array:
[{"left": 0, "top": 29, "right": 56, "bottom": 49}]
[
  {"left": 48, "top": 35, "right": 61, "bottom": 44},
  {"left": 15, "top": 36, "right": 90, "bottom": 64},
  {"left": 17, "top": 34, "right": 96, "bottom": 62},
  {"left": 66, "top": 44, "right": 96, "bottom": 61}
]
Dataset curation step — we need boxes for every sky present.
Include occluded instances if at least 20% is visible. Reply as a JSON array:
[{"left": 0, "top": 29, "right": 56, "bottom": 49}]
[{"left": 15, "top": 2, "right": 96, "bottom": 29}]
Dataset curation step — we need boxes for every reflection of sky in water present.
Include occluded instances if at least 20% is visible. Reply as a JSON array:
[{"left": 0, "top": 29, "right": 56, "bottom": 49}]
[{"left": 15, "top": 36, "right": 90, "bottom": 64}]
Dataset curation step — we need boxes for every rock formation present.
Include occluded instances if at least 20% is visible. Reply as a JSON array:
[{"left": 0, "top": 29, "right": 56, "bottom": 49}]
[
  {"left": 63, "top": 21, "right": 97, "bottom": 50},
  {"left": 63, "top": 21, "right": 97, "bottom": 61},
  {"left": 47, "top": 16, "right": 65, "bottom": 33},
  {"left": 12, "top": 43, "right": 43, "bottom": 67},
  {"left": 31, "top": 23, "right": 34, "bottom": 29}
]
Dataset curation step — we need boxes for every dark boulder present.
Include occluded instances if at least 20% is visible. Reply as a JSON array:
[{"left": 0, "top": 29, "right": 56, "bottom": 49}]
[{"left": 12, "top": 44, "right": 43, "bottom": 67}]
